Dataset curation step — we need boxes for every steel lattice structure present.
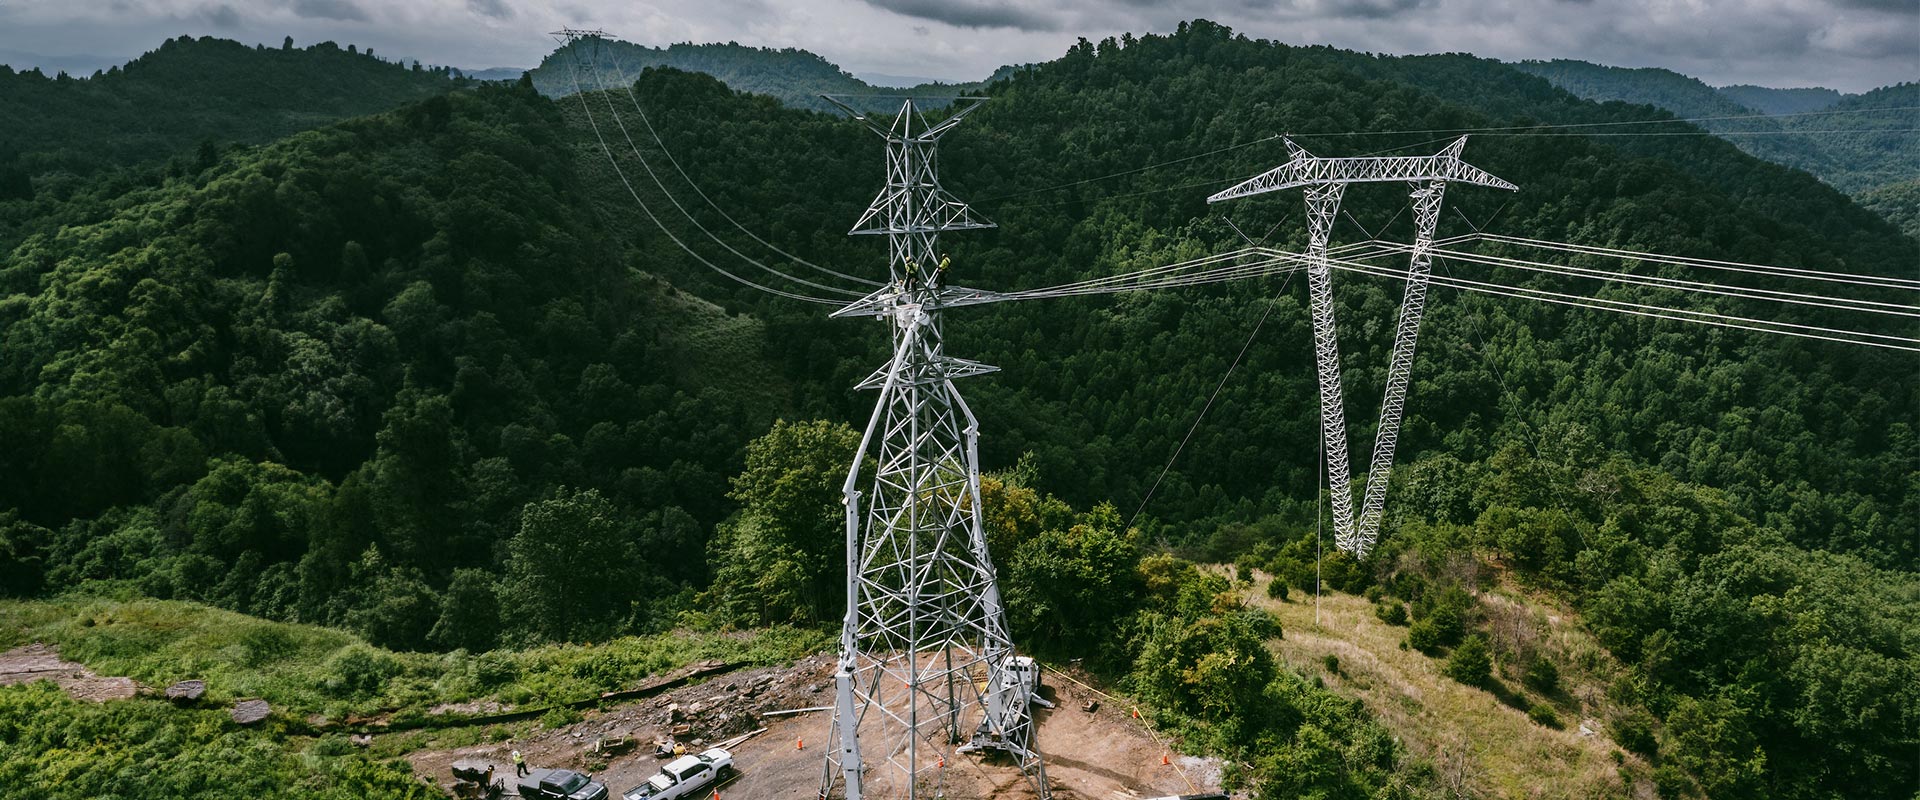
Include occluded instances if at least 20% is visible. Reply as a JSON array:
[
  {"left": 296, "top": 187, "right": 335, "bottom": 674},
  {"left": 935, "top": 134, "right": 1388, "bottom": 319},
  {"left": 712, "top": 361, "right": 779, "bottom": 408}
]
[
  {"left": 818, "top": 97, "right": 1050, "bottom": 800},
  {"left": 1210, "top": 137, "right": 1516, "bottom": 556}
]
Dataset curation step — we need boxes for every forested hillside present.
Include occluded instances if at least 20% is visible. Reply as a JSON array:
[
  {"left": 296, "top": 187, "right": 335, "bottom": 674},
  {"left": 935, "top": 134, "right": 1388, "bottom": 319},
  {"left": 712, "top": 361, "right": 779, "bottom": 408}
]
[
  {"left": 1510, "top": 59, "right": 1919, "bottom": 200},
  {"left": 1, "top": 21, "right": 1915, "bottom": 800},
  {"left": 1717, "top": 84, "right": 1843, "bottom": 116},
  {"left": 0, "top": 35, "right": 470, "bottom": 184}
]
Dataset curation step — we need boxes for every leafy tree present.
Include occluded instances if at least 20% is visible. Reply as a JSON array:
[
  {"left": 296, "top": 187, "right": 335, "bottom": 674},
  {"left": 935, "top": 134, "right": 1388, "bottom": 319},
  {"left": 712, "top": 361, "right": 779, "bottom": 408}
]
[
  {"left": 1133, "top": 611, "right": 1277, "bottom": 724},
  {"left": 500, "top": 488, "right": 639, "bottom": 643},
  {"left": 427, "top": 567, "right": 500, "bottom": 652},
  {"left": 1003, "top": 502, "right": 1142, "bottom": 660},
  {"left": 0, "top": 511, "right": 49, "bottom": 596},
  {"left": 704, "top": 420, "right": 860, "bottom": 625}
]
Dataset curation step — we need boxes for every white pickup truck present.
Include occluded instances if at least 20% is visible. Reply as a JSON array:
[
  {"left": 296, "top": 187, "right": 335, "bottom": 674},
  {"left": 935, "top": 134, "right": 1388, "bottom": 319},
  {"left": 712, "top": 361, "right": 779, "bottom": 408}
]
[{"left": 621, "top": 748, "right": 733, "bottom": 800}]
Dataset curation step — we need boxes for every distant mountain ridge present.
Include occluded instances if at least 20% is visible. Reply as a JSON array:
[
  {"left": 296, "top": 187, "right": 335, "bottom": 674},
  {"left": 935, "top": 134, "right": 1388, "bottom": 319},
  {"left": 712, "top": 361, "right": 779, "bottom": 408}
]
[
  {"left": 1509, "top": 59, "right": 1918, "bottom": 210},
  {"left": 0, "top": 35, "right": 470, "bottom": 178},
  {"left": 527, "top": 38, "right": 999, "bottom": 113},
  {"left": 1717, "top": 84, "right": 1845, "bottom": 115}
]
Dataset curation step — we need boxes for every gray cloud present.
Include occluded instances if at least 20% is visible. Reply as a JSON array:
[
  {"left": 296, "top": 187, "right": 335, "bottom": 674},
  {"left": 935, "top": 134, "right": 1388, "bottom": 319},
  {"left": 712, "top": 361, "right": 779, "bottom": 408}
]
[
  {"left": 291, "top": 0, "right": 369, "bottom": 22},
  {"left": 0, "top": 0, "right": 1911, "bottom": 93},
  {"left": 862, "top": 0, "right": 1061, "bottom": 31},
  {"left": 468, "top": 0, "right": 513, "bottom": 20},
  {"left": 1277, "top": 0, "right": 1430, "bottom": 20},
  {"left": 201, "top": 3, "right": 241, "bottom": 28},
  {"left": 1832, "top": 0, "right": 1919, "bottom": 11}
]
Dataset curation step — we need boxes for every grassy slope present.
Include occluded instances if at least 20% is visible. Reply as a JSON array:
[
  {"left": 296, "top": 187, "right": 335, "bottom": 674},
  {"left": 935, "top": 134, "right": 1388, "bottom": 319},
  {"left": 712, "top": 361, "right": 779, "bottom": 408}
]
[
  {"left": 0, "top": 596, "right": 827, "bottom": 722},
  {"left": 1241, "top": 572, "right": 1654, "bottom": 799}
]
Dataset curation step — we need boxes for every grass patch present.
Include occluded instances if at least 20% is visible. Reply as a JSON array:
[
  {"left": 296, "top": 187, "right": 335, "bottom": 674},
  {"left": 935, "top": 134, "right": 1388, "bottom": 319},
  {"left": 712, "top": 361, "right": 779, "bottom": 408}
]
[
  {"left": 0, "top": 681, "right": 433, "bottom": 800},
  {"left": 1243, "top": 573, "right": 1648, "bottom": 800},
  {"left": 0, "top": 596, "right": 829, "bottom": 722}
]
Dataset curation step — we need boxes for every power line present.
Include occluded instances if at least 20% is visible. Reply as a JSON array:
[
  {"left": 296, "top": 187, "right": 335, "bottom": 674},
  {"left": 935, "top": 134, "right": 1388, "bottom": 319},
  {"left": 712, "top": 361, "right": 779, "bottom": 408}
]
[
  {"left": 1350, "top": 242, "right": 1920, "bottom": 318},
  {"left": 556, "top": 37, "right": 841, "bottom": 306},
  {"left": 1291, "top": 105, "right": 1920, "bottom": 138},
  {"left": 1126, "top": 231, "right": 1303, "bottom": 533},
  {"left": 1480, "top": 233, "right": 1920, "bottom": 290},
  {"left": 1481, "top": 127, "right": 1919, "bottom": 137},
  {"left": 978, "top": 134, "right": 1281, "bottom": 202},
  {"left": 599, "top": 50, "right": 884, "bottom": 287},
  {"left": 577, "top": 39, "right": 868, "bottom": 298},
  {"left": 1326, "top": 254, "right": 1920, "bottom": 351}
]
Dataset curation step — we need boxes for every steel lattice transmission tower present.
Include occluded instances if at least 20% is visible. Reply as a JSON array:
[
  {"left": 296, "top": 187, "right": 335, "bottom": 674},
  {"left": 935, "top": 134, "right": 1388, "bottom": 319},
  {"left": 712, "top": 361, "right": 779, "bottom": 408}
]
[
  {"left": 816, "top": 96, "right": 1051, "bottom": 800},
  {"left": 1210, "top": 137, "right": 1516, "bottom": 557}
]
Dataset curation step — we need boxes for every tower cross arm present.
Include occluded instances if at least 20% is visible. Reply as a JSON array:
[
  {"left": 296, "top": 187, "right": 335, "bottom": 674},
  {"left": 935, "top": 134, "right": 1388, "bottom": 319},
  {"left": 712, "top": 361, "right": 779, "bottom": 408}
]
[{"left": 1207, "top": 136, "right": 1516, "bottom": 204}]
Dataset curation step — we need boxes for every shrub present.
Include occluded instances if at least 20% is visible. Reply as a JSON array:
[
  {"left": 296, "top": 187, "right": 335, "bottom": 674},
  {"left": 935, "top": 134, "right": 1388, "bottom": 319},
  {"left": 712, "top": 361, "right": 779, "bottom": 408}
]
[
  {"left": 1528, "top": 704, "right": 1562, "bottom": 729},
  {"left": 1322, "top": 654, "right": 1340, "bottom": 675},
  {"left": 1266, "top": 579, "right": 1288, "bottom": 601},
  {"left": 1419, "top": 601, "right": 1465, "bottom": 646},
  {"left": 1374, "top": 602, "right": 1409, "bottom": 626},
  {"left": 540, "top": 705, "right": 584, "bottom": 729},
  {"left": 1234, "top": 558, "right": 1258, "bottom": 584},
  {"left": 1653, "top": 764, "right": 1694, "bottom": 799},
  {"left": 473, "top": 651, "right": 519, "bottom": 688},
  {"left": 1442, "top": 635, "right": 1491, "bottom": 687},
  {"left": 323, "top": 644, "right": 402, "bottom": 699},
  {"left": 1523, "top": 655, "right": 1560, "bottom": 694},
  {"left": 1610, "top": 711, "right": 1659, "bottom": 757},
  {"left": 310, "top": 735, "right": 356, "bottom": 756},
  {"left": 1407, "top": 619, "right": 1442, "bottom": 653}
]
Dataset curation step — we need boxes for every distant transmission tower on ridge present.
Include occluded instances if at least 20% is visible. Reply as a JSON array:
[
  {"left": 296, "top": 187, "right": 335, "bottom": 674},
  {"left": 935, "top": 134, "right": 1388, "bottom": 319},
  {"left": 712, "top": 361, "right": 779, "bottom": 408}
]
[{"left": 815, "top": 96, "right": 1051, "bottom": 800}]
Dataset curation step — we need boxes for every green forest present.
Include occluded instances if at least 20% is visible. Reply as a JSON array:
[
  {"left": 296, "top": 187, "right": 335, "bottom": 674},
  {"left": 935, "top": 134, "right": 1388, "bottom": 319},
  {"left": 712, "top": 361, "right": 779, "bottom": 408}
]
[
  {"left": 1, "top": 21, "right": 1916, "bottom": 800},
  {"left": 1511, "top": 59, "right": 1919, "bottom": 203}
]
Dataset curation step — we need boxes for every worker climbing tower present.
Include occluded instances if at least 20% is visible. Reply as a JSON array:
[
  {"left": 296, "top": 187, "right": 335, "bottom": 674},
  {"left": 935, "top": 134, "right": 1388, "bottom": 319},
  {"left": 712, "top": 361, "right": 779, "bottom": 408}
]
[
  {"left": 1209, "top": 137, "right": 1516, "bottom": 558},
  {"left": 816, "top": 97, "right": 1050, "bottom": 800}
]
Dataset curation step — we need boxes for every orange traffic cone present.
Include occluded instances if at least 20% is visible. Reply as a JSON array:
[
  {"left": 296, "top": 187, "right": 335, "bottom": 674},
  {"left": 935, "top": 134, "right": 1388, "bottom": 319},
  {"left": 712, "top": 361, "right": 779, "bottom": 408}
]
[
  {"left": 1161, "top": 754, "right": 1170, "bottom": 765},
  {"left": 1132, "top": 707, "right": 1140, "bottom": 719},
  {"left": 797, "top": 737, "right": 804, "bottom": 750}
]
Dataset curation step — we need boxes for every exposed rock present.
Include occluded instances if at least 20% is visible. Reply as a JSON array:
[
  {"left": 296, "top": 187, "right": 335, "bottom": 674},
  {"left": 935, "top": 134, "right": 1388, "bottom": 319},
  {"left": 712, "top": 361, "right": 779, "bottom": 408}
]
[
  {"left": 231, "top": 698, "right": 272, "bottom": 725},
  {"left": 166, "top": 679, "right": 206, "bottom": 704},
  {"left": 0, "top": 643, "right": 141, "bottom": 702}
]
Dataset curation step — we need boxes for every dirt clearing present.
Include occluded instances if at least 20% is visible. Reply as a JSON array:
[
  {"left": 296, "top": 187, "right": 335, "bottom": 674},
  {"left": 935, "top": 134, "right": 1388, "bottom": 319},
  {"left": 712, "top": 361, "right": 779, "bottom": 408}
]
[
  {"left": 407, "top": 654, "right": 1219, "bottom": 799},
  {"left": 0, "top": 642, "right": 140, "bottom": 702}
]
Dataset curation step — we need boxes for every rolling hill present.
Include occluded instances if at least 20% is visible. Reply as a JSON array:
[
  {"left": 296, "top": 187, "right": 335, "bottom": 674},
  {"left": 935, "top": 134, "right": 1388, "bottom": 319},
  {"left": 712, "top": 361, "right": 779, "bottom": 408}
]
[
  {"left": 1510, "top": 59, "right": 1919, "bottom": 202},
  {"left": 0, "top": 36, "right": 472, "bottom": 180}
]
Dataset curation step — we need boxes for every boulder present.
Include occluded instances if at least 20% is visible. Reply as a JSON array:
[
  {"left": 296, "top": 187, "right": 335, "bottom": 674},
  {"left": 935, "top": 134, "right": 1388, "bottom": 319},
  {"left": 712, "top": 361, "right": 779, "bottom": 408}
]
[
  {"left": 165, "top": 680, "right": 206, "bottom": 704},
  {"left": 230, "top": 698, "right": 271, "bottom": 725}
]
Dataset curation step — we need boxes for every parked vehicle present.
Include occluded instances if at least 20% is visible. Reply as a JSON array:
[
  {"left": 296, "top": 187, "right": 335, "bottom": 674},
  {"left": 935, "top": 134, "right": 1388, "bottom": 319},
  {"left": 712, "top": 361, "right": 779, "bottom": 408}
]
[
  {"left": 517, "top": 768, "right": 609, "bottom": 800},
  {"left": 622, "top": 748, "right": 733, "bottom": 800}
]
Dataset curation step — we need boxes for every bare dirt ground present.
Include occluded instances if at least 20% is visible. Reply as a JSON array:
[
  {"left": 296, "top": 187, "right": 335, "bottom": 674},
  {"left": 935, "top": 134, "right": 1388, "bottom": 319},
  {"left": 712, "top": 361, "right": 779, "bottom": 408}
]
[
  {"left": 0, "top": 642, "right": 139, "bottom": 702},
  {"left": 407, "top": 653, "right": 1219, "bottom": 800}
]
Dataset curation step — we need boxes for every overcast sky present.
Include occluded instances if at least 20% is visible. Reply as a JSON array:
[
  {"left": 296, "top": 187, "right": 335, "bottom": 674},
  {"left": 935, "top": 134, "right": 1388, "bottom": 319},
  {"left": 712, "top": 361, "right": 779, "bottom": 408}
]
[{"left": 0, "top": 0, "right": 1913, "bottom": 92}]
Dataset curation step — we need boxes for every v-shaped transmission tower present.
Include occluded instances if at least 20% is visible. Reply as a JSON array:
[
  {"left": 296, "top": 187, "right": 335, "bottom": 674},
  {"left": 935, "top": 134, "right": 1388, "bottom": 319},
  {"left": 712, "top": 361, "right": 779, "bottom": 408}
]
[
  {"left": 1209, "top": 136, "right": 1516, "bottom": 557},
  {"left": 817, "top": 97, "right": 1050, "bottom": 800}
]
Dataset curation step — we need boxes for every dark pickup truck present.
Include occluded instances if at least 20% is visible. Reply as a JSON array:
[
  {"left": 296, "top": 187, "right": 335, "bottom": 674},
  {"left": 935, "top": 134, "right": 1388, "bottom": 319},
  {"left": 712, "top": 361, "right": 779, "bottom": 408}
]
[{"left": 517, "top": 768, "right": 609, "bottom": 800}]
